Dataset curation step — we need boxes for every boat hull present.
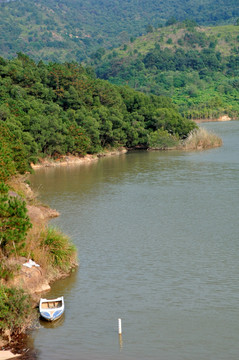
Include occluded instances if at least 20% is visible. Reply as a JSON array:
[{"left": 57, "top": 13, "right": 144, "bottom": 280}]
[{"left": 39, "top": 296, "right": 64, "bottom": 322}]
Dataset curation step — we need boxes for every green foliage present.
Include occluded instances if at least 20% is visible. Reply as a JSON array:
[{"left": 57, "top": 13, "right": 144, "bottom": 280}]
[
  {"left": 0, "top": 285, "right": 32, "bottom": 334},
  {"left": 146, "top": 107, "right": 196, "bottom": 137},
  {"left": 67, "top": 124, "right": 91, "bottom": 155},
  {"left": 95, "top": 25, "right": 239, "bottom": 120},
  {"left": 0, "top": 0, "right": 238, "bottom": 63},
  {"left": 143, "top": 48, "right": 222, "bottom": 72},
  {"left": 0, "top": 55, "right": 195, "bottom": 160},
  {"left": 146, "top": 24, "right": 154, "bottom": 33},
  {"left": 40, "top": 227, "right": 77, "bottom": 272},
  {"left": 0, "top": 261, "right": 20, "bottom": 282},
  {"left": 147, "top": 128, "right": 179, "bottom": 149},
  {"left": 166, "top": 17, "right": 177, "bottom": 26},
  {"left": 0, "top": 122, "right": 30, "bottom": 182},
  {"left": 0, "top": 183, "right": 32, "bottom": 256}
]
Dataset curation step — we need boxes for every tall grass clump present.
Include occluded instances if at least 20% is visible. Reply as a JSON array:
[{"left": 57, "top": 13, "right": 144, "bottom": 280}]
[
  {"left": 0, "top": 261, "right": 20, "bottom": 282},
  {"left": 0, "top": 285, "right": 32, "bottom": 335},
  {"left": 182, "top": 127, "right": 223, "bottom": 150},
  {"left": 40, "top": 227, "right": 77, "bottom": 272}
]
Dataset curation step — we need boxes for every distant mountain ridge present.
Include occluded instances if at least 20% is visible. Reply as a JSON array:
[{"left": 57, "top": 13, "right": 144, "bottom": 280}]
[
  {"left": 0, "top": 0, "right": 238, "bottom": 63},
  {"left": 92, "top": 23, "right": 239, "bottom": 120}
]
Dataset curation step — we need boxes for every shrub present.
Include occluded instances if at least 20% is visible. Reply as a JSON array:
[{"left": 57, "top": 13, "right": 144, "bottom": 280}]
[
  {"left": 147, "top": 128, "right": 179, "bottom": 149},
  {"left": 0, "top": 261, "right": 19, "bottom": 282},
  {"left": 0, "top": 183, "right": 32, "bottom": 257},
  {"left": 0, "top": 285, "right": 32, "bottom": 335}
]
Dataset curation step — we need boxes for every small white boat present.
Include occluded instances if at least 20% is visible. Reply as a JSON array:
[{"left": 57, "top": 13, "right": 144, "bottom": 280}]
[{"left": 39, "top": 296, "right": 64, "bottom": 321}]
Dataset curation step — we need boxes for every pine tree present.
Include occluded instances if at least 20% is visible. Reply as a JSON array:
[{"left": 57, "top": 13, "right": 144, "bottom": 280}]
[{"left": 0, "top": 183, "right": 32, "bottom": 256}]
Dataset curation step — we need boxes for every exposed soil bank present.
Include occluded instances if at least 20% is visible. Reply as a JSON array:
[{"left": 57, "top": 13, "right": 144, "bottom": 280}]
[
  {"left": 4, "top": 203, "right": 77, "bottom": 300},
  {"left": 31, "top": 148, "right": 127, "bottom": 169},
  {"left": 0, "top": 350, "right": 21, "bottom": 359},
  {"left": 1, "top": 183, "right": 63, "bottom": 296},
  {"left": 193, "top": 115, "right": 232, "bottom": 123},
  {"left": 0, "top": 180, "right": 77, "bottom": 355},
  {"left": 1, "top": 332, "right": 38, "bottom": 360}
]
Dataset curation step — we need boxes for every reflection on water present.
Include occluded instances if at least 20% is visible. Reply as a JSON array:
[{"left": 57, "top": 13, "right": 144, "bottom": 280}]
[
  {"left": 39, "top": 314, "right": 65, "bottom": 329},
  {"left": 29, "top": 121, "right": 239, "bottom": 360}
]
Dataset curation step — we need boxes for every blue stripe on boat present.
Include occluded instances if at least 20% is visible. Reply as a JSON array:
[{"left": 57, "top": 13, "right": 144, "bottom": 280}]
[
  {"left": 53, "top": 310, "right": 63, "bottom": 318},
  {"left": 41, "top": 311, "right": 51, "bottom": 318}
]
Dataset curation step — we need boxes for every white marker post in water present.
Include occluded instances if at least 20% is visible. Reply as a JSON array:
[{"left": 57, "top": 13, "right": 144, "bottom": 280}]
[{"left": 118, "top": 318, "right": 122, "bottom": 335}]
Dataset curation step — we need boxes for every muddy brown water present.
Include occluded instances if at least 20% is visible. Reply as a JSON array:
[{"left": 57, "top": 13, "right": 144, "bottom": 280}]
[{"left": 28, "top": 121, "right": 239, "bottom": 360}]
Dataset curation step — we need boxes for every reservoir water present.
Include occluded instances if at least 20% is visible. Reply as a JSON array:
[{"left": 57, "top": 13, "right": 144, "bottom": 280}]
[{"left": 29, "top": 121, "right": 239, "bottom": 360}]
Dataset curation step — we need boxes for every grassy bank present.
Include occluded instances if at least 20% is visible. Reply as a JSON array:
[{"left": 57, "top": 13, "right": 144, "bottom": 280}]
[
  {"left": 148, "top": 126, "right": 223, "bottom": 150},
  {"left": 0, "top": 176, "right": 78, "bottom": 344}
]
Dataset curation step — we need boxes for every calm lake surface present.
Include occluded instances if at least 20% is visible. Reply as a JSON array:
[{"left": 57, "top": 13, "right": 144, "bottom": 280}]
[{"left": 29, "top": 121, "right": 239, "bottom": 360}]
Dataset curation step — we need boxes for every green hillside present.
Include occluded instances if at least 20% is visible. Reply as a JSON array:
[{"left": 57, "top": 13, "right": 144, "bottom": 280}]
[
  {"left": 0, "top": 0, "right": 238, "bottom": 63},
  {"left": 0, "top": 54, "right": 197, "bottom": 166},
  {"left": 93, "top": 23, "right": 239, "bottom": 119}
]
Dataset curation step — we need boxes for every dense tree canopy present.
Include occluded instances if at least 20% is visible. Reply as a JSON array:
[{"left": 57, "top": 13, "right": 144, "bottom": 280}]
[
  {"left": 0, "top": 54, "right": 196, "bottom": 162},
  {"left": 0, "top": 122, "right": 30, "bottom": 182},
  {"left": 94, "top": 24, "right": 239, "bottom": 120},
  {"left": 0, "top": 0, "right": 238, "bottom": 63}
]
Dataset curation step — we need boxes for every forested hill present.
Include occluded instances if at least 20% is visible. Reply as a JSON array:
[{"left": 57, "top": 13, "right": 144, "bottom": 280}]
[
  {"left": 0, "top": 54, "right": 196, "bottom": 180},
  {"left": 0, "top": 0, "right": 238, "bottom": 63},
  {"left": 93, "top": 23, "right": 239, "bottom": 120}
]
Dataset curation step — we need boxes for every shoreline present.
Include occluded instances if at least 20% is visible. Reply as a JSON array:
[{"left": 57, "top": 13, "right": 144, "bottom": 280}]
[
  {"left": 1, "top": 149, "right": 127, "bottom": 354},
  {"left": 31, "top": 148, "right": 128, "bottom": 170},
  {"left": 193, "top": 115, "right": 232, "bottom": 123},
  {"left": 30, "top": 119, "right": 233, "bottom": 170},
  {"left": 0, "top": 180, "right": 78, "bottom": 356},
  {"left": 0, "top": 350, "right": 21, "bottom": 360},
  {"left": 0, "top": 128, "right": 224, "bottom": 355}
]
